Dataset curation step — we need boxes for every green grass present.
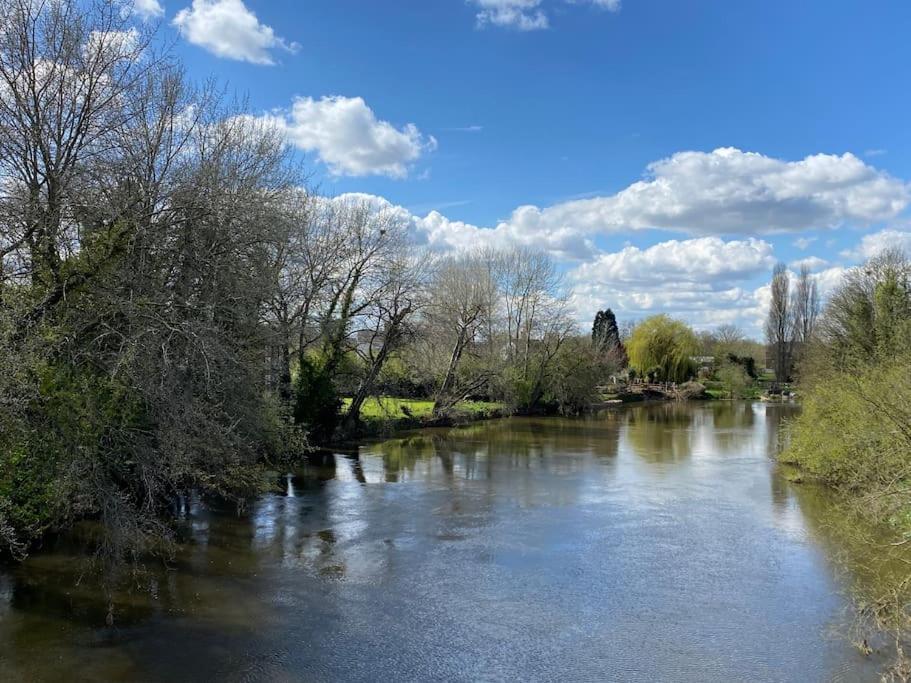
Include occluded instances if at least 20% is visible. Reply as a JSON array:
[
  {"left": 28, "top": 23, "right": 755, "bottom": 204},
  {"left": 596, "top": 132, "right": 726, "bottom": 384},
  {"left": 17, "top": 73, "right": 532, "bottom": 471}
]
[{"left": 341, "top": 397, "right": 503, "bottom": 421}]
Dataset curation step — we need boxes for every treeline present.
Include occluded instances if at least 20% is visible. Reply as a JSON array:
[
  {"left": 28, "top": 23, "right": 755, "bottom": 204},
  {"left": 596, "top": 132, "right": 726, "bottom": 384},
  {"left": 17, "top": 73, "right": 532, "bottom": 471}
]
[
  {"left": 0, "top": 0, "right": 616, "bottom": 565},
  {"left": 782, "top": 249, "right": 911, "bottom": 490},
  {"left": 779, "top": 249, "right": 911, "bottom": 675}
]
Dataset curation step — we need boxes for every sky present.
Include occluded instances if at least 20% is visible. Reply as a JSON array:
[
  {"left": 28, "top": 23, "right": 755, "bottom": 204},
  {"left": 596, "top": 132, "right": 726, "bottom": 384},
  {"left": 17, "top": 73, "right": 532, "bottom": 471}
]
[{"left": 132, "top": 0, "right": 911, "bottom": 338}]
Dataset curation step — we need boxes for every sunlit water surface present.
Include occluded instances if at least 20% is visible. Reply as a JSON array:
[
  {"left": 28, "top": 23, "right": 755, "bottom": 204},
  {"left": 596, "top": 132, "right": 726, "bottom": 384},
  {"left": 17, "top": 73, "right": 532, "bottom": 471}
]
[{"left": 0, "top": 402, "right": 890, "bottom": 681}]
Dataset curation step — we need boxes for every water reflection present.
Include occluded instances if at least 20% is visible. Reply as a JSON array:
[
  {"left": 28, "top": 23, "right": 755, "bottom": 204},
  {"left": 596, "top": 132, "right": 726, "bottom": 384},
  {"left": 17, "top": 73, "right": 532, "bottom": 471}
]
[{"left": 0, "top": 402, "right": 894, "bottom": 681}]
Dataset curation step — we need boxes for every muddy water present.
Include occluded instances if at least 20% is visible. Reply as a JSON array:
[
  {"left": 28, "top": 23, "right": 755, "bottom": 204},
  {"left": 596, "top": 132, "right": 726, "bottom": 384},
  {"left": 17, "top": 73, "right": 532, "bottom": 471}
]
[{"left": 0, "top": 402, "right": 890, "bottom": 681}]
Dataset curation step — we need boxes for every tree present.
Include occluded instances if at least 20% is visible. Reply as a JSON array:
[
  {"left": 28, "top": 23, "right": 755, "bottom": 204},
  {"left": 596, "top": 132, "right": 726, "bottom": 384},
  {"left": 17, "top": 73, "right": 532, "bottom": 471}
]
[
  {"left": 716, "top": 324, "right": 745, "bottom": 348},
  {"left": 717, "top": 361, "right": 749, "bottom": 399},
  {"left": 626, "top": 315, "right": 698, "bottom": 383},
  {"left": 792, "top": 264, "right": 820, "bottom": 345},
  {"left": 592, "top": 307, "right": 627, "bottom": 366},
  {"left": 286, "top": 198, "right": 410, "bottom": 439},
  {"left": 496, "top": 247, "right": 574, "bottom": 409},
  {"left": 429, "top": 252, "right": 495, "bottom": 416},
  {"left": 820, "top": 248, "right": 911, "bottom": 365},
  {"left": 0, "top": 0, "right": 300, "bottom": 569},
  {"left": 765, "top": 262, "right": 793, "bottom": 383},
  {"left": 344, "top": 250, "right": 431, "bottom": 428}
]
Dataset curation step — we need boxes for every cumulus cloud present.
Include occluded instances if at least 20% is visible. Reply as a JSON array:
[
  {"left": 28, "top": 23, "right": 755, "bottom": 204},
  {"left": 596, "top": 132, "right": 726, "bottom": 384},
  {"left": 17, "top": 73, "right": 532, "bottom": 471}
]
[
  {"left": 573, "top": 0, "right": 621, "bottom": 10},
  {"left": 173, "top": 0, "right": 299, "bottom": 65},
  {"left": 315, "top": 195, "right": 779, "bottom": 332},
  {"left": 390, "top": 148, "right": 908, "bottom": 253},
  {"left": 304, "top": 143, "right": 909, "bottom": 265},
  {"left": 320, "top": 192, "right": 594, "bottom": 258},
  {"left": 261, "top": 96, "right": 436, "bottom": 178},
  {"left": 565, "top": 237, "right": 775, "bottom": 332},
  {"left": 131, "top": 0, "right": 164, "bottom": 19},
  {"left": 497, "top": 148, "right": 910, "bottom": 241},
  {"left": 569, "top": 237, "right": 774, "bottom": 286},
  {"left": 842, "top": 228, "right": 911, "bottom": 260}
]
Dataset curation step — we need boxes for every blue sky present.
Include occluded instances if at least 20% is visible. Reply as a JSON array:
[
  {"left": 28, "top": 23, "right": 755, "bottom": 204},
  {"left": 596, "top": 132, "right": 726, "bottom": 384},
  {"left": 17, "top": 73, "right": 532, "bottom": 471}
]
[{"left": 137, "top": 0, "right": 911, "bottom": 337}]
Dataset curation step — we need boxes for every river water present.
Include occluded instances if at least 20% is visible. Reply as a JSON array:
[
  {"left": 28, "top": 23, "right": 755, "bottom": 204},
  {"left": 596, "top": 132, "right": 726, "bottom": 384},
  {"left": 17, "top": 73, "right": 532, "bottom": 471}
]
[{"left": 0, "top": 402, "right": 892, "bottom": 681}]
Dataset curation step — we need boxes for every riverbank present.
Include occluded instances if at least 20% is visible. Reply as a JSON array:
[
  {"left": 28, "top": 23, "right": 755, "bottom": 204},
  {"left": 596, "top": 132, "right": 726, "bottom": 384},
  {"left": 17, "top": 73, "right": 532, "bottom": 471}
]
[
  {"left": 334, "top": 397, "right": 508, "bottom": 444},
  {"left": 0, "top": 401, "right": 887, "bottom": 682}
]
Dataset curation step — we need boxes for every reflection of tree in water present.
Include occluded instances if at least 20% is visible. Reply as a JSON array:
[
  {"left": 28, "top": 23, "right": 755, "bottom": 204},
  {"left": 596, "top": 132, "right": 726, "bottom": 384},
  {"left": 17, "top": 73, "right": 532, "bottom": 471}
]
[
  {"left": 372, "top": 434, "right": 443, "bottom": 481},
  {"left": 762, "top": 402, "right": 801, "bottom": 458},
  {"left": 767, "top": 394, "right": 911, "bottom": 678},
  {"left": 701, "top": 402, "right": 756, "bottom": 455},
  {"left": 709, "top": 401, "right": 755, "bottom": 430},
  {"left": 623, "top": 403, "right": 696, "bottom": 463},
  {"left": 784, "top": 478, "right": 911, "bottom": 671},
  {"left": 367, "top": 416, "right": 621, "bottom": 482}
]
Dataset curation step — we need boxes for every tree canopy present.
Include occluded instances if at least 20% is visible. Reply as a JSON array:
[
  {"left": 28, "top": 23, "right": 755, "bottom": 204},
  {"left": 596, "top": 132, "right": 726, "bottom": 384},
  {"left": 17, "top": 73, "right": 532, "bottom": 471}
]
[{"left": 626, "top": 315, "right": 698, "bottom": 383}]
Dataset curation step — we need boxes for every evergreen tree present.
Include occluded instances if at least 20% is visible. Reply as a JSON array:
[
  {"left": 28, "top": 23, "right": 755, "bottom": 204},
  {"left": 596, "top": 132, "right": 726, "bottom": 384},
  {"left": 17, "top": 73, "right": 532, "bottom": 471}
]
[{"left": 592, "top": 308, "right": 621, "bottom": 352}]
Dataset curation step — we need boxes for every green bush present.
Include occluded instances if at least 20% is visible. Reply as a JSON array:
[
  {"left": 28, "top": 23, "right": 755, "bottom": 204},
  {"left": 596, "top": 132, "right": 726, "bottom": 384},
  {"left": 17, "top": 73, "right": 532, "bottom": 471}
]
[
  {"left": 294, "top": 353, "right": 342, "bottom": 442},
  {"left": 782, "top": 357, "right": 911, "bottom": 494}
]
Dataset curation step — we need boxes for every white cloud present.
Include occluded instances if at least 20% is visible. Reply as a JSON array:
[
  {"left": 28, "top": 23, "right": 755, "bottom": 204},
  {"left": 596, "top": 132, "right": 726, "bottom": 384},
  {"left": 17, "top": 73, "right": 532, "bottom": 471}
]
[
  {"left": 472, "top": 0, "right": 549, "bottom": 30},
  {"left": 86, "top": 29, "right": 139, "bottom": 59},
  {"left": 565, "top": 237, "right": 775, "bottom": 333},
  {"left": 318, "top": 194, "right": 780, "bottom": 334},
  {"left": 842, "top": 228, "right": 911, "bottom": 260},
  {"left": 789, "top": 256, "right": 828, "bottom": 272},
  {"left": 470, "top": 0, "right": 620, "bottom": 30},
  {"left": 314, "top": 191, "right": 885, "bottom": 338},
  {"left": 305, "top": 146, "right": 909, "bottom": 260},
  {"left": 396, "top": 148, "right": 908, "bottom": 254},
  {"left": 131, "top": 0, "right": 164, "bottom": 19},
  {"left": 793, "top": 236, "right": 817, "bottom": 250},
  {"left": 173, "top": 0, "right": 299, "bottom": 65},
  {"left": 499, "top": 148, "right": 909, "bottom": 241},
  {"left": 574, "top": 0, "right": 621, "bottom": 10},
  {"left": 569, "top": 237, "right": 774, "bottom": 286},
  {"left": 261, "top": 96, "right": 436, "bottom": 178},
  {"left": 813, "top": 266, "right": 849, "bottom": 299}
]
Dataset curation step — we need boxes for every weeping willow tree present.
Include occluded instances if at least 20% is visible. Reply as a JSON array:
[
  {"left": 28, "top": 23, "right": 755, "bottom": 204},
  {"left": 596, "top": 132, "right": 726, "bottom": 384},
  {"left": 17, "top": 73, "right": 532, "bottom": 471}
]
[{"left": 626, "top": 315, "right": 698, "bottom": 383}]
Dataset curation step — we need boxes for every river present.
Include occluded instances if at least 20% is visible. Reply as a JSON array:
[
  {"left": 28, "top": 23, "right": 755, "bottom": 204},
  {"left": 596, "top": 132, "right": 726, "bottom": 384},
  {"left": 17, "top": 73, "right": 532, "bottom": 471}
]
[{"left": 0, "top": 402, "right": 893, "bottom": 681}]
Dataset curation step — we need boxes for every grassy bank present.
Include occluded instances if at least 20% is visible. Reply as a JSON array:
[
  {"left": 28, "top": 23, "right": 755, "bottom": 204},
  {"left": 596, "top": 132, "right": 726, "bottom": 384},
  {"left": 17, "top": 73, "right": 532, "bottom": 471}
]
[{"left": 339, "top": 397, "right": 507, "bottom": 438}]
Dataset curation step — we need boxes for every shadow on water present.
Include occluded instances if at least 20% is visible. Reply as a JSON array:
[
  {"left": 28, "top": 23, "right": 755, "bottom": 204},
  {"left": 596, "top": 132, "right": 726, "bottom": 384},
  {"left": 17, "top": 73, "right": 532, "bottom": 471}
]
[{"left": 0, "top": 401, "right": 899, "bottom": 681}]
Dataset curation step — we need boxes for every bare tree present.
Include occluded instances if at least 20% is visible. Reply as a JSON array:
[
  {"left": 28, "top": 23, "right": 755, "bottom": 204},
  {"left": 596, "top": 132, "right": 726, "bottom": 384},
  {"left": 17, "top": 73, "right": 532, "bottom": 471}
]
[
  {"left": 431, "top": 252, "right": 495, "bottom": 416},
  {"left": 765, "top": 262, "right": 793, "bottom": 383},
  {"left": 345, "top": 250, "right": 431, "bottom": 427},
  {"left": 792, "top": 264, "right": 820, "bottom": 345},
  {"left": 716, "top": 324, "right": 745, "bottom": 347}
]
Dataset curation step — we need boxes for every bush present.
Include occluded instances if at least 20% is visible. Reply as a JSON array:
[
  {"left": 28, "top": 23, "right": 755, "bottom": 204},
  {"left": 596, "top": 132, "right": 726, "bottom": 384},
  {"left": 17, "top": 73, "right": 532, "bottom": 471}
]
[
  {"left": 782, "top": 356, "right": 911, "bottom": 494},
  {"left": 294, "top": 353, "right": 341, "bottom": 442}
]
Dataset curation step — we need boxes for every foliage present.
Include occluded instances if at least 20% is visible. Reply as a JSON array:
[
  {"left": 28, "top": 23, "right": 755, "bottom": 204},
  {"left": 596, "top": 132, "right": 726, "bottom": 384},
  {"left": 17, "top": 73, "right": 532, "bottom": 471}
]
[
  {"left": 716, "top": 361, "right": 750, "bottom": 399},
  {"left": 341, "top": 397, "right": 502, "bottom": 422},
  {"left": 626, "top": 315, "right": 698, "bottom": 383},
  {"left": 781, "top": 249, "right": 911, "bottom": 676},
  {"left": 294, "top": 353, "right": 342, "bottom": 443},
  {"left": 725, "top": 352, "right": 757, "bottom": 379},
  {"left": 547, "top": 336, "right": 611, "bottom": 415},
  {"left": 782, "top": 356, "right": 911, "bottom": 493}
]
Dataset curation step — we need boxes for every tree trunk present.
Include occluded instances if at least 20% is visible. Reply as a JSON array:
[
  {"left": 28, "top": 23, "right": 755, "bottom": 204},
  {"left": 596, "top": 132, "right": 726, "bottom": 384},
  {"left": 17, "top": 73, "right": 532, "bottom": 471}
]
[
  {"left": 346, "top": 339, "right": 393, "bottom": 428},
  {"left": 433, "top": 328, "right": 467, "bottom": 416}
]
